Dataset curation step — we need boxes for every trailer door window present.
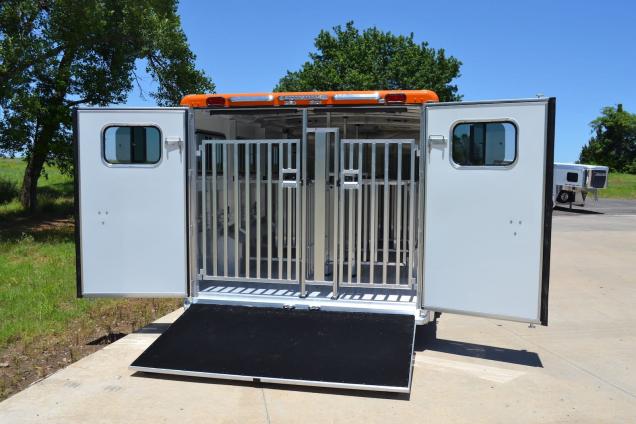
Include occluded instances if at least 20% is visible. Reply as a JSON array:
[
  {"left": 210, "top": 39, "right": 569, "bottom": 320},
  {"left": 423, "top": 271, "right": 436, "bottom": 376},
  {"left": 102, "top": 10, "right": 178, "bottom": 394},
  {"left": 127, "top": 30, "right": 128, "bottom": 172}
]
[
  {"left": 452, "top": 122, "right": 516, "bottom": 166},
  {"left": 103, "top": 126, "right": 161, "bottom": 164},
  {"left": 566, "top": 172, "right": 578, "bottom": 183}
]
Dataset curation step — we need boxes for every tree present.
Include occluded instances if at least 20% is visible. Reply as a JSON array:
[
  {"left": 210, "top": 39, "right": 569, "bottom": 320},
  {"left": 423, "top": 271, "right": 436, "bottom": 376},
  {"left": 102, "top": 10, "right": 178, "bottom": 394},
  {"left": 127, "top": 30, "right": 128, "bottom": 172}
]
[
  {"left": 579, "top": 104, "right": 636, "bottom": 173},
  {"left": 275, "top": 22, "right": 462, "bottom": 101},
  {"left": 0, "top": 0, "right": 214, "bottom": 211}
]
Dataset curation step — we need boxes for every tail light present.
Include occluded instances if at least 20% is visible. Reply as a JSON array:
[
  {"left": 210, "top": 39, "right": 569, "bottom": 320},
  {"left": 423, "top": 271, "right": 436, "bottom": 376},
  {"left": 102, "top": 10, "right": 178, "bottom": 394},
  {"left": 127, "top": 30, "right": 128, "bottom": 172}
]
[
  {"left": 385, "top": 93, "right": 407, "bottom": 104},
  {"left": 206, "top": 96, "right": 226, "bottom": 107}
]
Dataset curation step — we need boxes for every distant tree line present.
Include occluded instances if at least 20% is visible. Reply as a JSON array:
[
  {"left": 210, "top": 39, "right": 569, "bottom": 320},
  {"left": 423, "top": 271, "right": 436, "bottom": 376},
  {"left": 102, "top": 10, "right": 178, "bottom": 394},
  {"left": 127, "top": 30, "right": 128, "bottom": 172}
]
[
  {"left": 579, "top": 104, "right": 636, "bottom": 174},
  {"left": 275, "top": 21, "right": 462, "bottom": 102}
]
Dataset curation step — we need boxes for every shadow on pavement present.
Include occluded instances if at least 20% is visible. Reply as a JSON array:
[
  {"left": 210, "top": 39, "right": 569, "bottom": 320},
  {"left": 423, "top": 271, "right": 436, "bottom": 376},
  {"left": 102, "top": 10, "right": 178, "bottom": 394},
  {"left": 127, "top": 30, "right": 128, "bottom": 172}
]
[
  {"left": 417, "top": 337, "right": 543, "bottom": 368},
  {"left": 134, "top": 322, "right": 172, "bottom": 334},
  {"left": 553, "top": 205, "right": 603, "bottom": 215}
]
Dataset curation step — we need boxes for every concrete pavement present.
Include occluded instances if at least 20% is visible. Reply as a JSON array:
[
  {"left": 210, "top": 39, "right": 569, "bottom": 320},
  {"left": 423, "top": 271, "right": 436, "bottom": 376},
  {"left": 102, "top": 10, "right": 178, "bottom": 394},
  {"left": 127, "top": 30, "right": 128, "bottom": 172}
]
[{"left": 1, "top": 206, "right": 635, "bottom": 423}]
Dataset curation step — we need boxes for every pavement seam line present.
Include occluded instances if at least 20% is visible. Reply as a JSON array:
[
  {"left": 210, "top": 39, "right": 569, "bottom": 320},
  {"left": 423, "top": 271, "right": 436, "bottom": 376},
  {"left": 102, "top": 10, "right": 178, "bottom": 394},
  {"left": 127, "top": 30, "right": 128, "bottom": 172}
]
[{"left": 261, "top": 386, "right": 272, "bottom": 424}]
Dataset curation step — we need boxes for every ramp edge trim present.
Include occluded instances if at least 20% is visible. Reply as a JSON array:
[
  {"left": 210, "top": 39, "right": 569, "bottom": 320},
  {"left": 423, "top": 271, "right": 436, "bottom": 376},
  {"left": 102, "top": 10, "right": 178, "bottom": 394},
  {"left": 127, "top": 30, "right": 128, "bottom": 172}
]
[{"left": 130, "top": 365, "right": 412, "bottom": 393}]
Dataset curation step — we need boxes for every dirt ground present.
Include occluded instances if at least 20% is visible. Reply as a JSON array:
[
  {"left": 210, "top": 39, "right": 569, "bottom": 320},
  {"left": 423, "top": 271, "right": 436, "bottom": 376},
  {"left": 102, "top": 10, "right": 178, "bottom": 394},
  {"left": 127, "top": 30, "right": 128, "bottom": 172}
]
[{"left": 0, "top": 218, "right": 181, "bottom": 401}]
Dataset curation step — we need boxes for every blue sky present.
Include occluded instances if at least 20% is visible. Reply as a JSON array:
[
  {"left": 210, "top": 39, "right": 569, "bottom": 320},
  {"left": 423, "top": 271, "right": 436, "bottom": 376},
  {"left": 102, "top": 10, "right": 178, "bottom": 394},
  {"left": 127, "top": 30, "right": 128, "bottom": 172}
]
[{"left": 127, "top": 0, "right": 636, "bottom": 163}]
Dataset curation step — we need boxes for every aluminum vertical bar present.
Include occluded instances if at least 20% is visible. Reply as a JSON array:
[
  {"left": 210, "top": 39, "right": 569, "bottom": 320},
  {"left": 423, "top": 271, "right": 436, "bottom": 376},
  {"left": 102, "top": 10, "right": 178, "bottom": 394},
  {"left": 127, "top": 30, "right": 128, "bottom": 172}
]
[
  {"left": 402, "top": 174, "right": 408, "bottom": 260},
  {"left": 287, "top": 142, "right": 292, "bottom": 280},
  {"left": 296, "top": 136, "right": 301, "bottom": 284},
  {"left": 408, "top": 144, "right": 416, "bottom": 287},
  {"left": 245, "top": 143, "right": 250, "bottom": 278},
  {"left": 338, "top": 140, "right": 345, "bottom": 288},
  {"left": 233, "top": 144, "right": 240, "bottom": 278},
  {"left": 369, "top": 144, "right": 376, "bottom": 285},
  {"left": 382, "top": 143, "right": 389, "bottom": 284},
  {"left": 267, "top": 143, "right": 272, "bottom": 279},
  {"left": 211, "top": 144, "right": 218, "bottom": 276},
  {"left": 356, "top": 143, "right": 363, "bottom": 284},
  {"left": 201, "top": 145, "right": 207, "bottom": 276},
  {"left": 396, "top": 143, "right": 402, "bottom": 285},
  {"left": 313, "top": 133, "right": 326, "bottom": 282},
  {"left": 277, "top": 143, "right": 283, "bottom": 280},
  {"left": 222, "top": 143, "right": 228, "bottom": 276},
  {"left": 333, "top": 131, "right": 340, "bottom": 298},
  {"left": 363, "top": 179, "right": 368, "bottom": 262},
  {"left": 347, "top": 142, "right": 354, "bottom": 284},
  {"left": 256, "top": 144, "right": 261, "bottom": 278},
  {"left": 300, "top": 110, "right": 308, "bottom": 295}
]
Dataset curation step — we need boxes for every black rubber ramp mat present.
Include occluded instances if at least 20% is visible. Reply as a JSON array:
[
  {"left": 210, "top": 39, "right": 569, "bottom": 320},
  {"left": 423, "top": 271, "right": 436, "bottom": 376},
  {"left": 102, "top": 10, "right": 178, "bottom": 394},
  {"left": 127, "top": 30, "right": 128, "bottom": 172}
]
[{"left": 131, "top": 303, "right": 416, "bottom": 392}]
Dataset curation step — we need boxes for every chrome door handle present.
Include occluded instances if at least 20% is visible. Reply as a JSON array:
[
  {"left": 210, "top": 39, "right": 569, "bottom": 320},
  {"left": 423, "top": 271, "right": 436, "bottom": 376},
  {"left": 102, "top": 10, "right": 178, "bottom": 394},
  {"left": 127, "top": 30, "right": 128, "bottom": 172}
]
[
  {"left": 428, "top": 135, "right": 447, "bottom": 147},
  {"left": 165, "top": 136, "right": 184, "bottom": 153}
]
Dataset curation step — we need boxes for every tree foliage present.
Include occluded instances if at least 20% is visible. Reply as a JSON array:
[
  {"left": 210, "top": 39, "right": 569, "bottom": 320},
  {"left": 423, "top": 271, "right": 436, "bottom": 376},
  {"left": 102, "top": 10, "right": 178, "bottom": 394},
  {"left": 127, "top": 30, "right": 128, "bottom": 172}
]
[
  {"left": 275, "top": 22, "right": 462, "bottom": 101},
  {"left": 0, "top": 0, "right": 214, "bottom": 210},
  {"left": 579, "top": 104, "right": 636, "bottom": 174}
]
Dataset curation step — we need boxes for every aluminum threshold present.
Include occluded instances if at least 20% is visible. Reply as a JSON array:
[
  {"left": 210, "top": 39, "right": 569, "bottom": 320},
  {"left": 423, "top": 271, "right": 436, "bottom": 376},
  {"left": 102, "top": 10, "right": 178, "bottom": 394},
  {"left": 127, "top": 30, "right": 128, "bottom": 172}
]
[
  {"left": 131, "top": 303, "right": 416, "bottom": 393},
  {"left": 194, "top": 291, "right": 418, "bottom": 315}
]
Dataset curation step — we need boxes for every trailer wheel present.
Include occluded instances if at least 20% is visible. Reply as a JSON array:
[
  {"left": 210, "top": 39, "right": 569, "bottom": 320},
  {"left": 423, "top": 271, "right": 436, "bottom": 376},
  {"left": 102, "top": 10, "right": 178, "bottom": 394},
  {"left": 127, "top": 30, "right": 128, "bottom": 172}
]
[{"left": 557, "top": 190, "right": 574, "bottom": 203}]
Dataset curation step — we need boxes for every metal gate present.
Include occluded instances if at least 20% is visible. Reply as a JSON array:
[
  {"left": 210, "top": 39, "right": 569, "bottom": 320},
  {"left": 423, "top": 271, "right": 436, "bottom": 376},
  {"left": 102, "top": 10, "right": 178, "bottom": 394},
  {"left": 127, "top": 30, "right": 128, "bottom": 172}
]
[
  {"left": 338, "top": 139, "right": 418, "bottom": 292},
  {"left": 198, "top": 134, "right": 418, "bottom": 294},
  {"left": 199, "top": 139, "right": 301, "bottom": 284}
]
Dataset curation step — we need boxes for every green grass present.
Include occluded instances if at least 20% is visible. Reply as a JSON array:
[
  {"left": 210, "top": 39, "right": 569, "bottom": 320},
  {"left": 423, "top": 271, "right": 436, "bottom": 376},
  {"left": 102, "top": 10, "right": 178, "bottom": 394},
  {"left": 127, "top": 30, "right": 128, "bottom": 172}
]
[
  {"left": 0, "top": 230, "right": 81, "bottom": 345},
  {"left": 0, "top": 158, "right": 179, "bottom": 349},
  {"left": 0, "top": 158, "right": 74, "bottom": 220},
  {"left": 598, "top": 172, "right": 636, "bottom": 200}
]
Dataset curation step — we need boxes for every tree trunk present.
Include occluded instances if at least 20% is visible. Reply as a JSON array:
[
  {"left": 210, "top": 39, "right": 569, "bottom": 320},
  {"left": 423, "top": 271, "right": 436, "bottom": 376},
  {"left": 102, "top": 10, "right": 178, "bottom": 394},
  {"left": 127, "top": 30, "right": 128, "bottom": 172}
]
[
  {"left": 19, "top": 47, "right": 74, "bottom": 213},
  {"left": 20, "top": 149, "right": 47, "bottom": 212},
  {"left": 20, "top": 118, "right": 57, "bottom": 213},
  {"left": 20, "top": 131, "right": 48, "bottom": 213}
]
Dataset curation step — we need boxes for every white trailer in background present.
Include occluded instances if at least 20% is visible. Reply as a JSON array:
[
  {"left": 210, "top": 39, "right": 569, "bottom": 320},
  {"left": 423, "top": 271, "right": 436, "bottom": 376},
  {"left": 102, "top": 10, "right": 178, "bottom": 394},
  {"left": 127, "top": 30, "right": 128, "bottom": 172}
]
[
  {"left": 73, "top": 90, "right": 556, "bottom": 394},
  {"left": 553, "top": 163, "right": 609, "bottom": 207}
]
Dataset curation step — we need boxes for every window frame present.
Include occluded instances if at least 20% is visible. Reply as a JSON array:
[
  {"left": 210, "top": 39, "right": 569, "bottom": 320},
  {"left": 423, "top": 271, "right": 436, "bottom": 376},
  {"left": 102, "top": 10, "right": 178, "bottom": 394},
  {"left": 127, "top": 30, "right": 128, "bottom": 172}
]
[
  {"left": 101, "top": 124, "right": 163, "bottom": 168},
  {"left": 449, "top": 119, "right": 519, "bottom": 169},
  {"left": 566, "top": 172, "right": 579, "bottom": 183}
]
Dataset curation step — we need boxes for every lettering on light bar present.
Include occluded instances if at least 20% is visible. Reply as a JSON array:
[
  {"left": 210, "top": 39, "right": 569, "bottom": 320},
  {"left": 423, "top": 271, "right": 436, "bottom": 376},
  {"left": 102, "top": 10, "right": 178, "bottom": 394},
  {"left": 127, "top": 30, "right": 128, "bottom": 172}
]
[
  {"left": 229, "top": 95, "right": 274, "bottom": 103},
  {"left": 278, "top": 94, "right": 329, "bottom": 101},
  {"left": 333, "top": 92, "right": 380, "bottom": 101}
]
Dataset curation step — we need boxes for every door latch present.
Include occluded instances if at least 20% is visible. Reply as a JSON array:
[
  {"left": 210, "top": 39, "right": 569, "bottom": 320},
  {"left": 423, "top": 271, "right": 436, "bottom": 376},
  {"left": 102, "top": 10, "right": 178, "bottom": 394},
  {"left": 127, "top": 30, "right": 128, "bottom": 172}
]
[
  {"left": 165, "top": 136, "right": 184, "bottom": 153},
  {"left": 428, "top": 135, "right": 447, "bottom": 147}
]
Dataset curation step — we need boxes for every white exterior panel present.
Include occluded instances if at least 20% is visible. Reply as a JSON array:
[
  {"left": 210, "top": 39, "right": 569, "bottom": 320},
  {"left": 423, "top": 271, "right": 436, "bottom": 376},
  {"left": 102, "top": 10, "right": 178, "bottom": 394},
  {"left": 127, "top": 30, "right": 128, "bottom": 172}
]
[
  {"left": 77, "top": 108, "right": 188, "bottom": 297},
  {"left": 423, "top": 101, "right": 549, "bottom": 323}
]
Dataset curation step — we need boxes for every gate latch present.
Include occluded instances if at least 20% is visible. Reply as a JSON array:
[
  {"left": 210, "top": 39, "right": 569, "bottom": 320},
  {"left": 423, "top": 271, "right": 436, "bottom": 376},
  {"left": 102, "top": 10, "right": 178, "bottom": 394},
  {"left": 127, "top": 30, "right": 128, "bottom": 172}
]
[
  {"left": 342, "top": 168, "right": 360, "bottom": 189},
  {"left": 281, "top": 168, "right": 299, "bottom": 188}
]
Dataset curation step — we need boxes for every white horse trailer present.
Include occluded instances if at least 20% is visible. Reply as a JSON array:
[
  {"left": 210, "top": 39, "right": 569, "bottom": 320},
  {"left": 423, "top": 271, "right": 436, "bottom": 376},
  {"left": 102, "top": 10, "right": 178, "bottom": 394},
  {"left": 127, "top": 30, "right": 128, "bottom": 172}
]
[
  {"left": 73, "top": 90, "right": 556, "bottom": 393},
  {"left": 553, "top": 162, "right": 609, "bottom": 207}
]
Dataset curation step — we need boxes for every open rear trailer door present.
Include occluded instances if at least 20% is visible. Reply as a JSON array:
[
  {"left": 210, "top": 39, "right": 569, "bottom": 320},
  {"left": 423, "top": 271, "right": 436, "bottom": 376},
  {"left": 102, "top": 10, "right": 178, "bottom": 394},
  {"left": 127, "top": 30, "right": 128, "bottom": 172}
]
[
  {"left": 74, "top": 108, "right": 189, "bottom": 297},
  {"left": 422, "top": 99, "right": 555, "bottom": 325}
]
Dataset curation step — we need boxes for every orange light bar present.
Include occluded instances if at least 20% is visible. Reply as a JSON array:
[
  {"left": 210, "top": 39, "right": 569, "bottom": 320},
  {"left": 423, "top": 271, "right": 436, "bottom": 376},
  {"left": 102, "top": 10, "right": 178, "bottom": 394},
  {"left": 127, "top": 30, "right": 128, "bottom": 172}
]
[{"left": 180, "top": 90, "right": 438, "bottom": 108}]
